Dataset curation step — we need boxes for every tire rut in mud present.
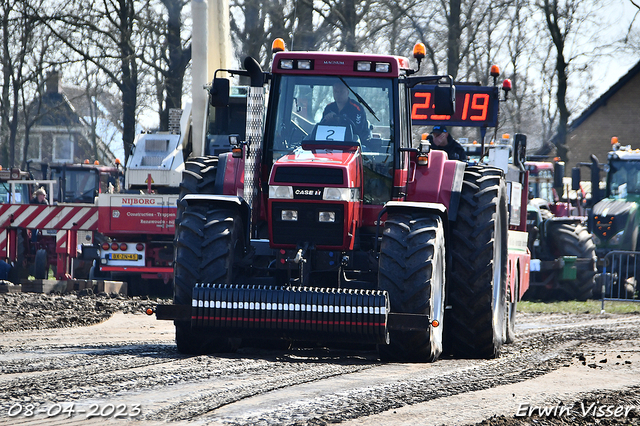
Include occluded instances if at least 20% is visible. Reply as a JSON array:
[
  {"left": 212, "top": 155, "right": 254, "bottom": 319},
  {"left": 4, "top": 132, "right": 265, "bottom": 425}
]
[{"left": 0, "top": 316, "right": 638, "bottom": 425}]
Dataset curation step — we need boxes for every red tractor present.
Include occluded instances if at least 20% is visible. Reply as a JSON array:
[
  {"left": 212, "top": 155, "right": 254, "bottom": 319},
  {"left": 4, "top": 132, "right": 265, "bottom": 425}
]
[
  {"left": 156, "top": 42, "right": 530, "bottom": 362},
  {"left": 525, "top": 160, "right": 597, "bottom": 300}
]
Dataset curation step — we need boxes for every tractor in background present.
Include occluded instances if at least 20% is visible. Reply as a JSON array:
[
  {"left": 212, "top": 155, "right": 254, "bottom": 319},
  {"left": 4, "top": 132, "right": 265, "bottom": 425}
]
[
  {"left": 524, "top": 159, "right": 596, "bottom": 300},
  {"left": 583, "top": 138, "right": 640, "bottom": 299}
]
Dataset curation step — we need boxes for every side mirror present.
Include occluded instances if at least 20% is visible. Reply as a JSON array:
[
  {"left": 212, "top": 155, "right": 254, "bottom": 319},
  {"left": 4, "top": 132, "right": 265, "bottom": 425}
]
[
  {"left": 571, "top": 167, "right": 581, "bottom": 191},
  {"left": 514, "top": 134, "right": 527, "bottom": 169},
  {"left": 433, "top": 84, "right": 455, "bottom": 116},
  {"left": 210, "top": 78, "right": 230, "bottom": 107},
  {"left": 553, "top": 161, "right": 565, "bottom": 189}
]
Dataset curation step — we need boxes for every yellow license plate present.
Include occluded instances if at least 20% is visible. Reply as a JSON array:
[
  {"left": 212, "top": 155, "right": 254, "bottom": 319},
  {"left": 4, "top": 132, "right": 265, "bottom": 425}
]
[{"left": 111, "top": 253, "right": 138, "bottom": 261}]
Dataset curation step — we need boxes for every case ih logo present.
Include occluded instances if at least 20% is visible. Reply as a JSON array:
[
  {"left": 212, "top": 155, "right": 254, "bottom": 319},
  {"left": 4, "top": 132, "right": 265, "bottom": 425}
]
[
  {"left": 294, "top": 188, "right": 322, "bottom": 199},
  {"left": 122, "top": 198, "right": 157, "bottom": 205}
]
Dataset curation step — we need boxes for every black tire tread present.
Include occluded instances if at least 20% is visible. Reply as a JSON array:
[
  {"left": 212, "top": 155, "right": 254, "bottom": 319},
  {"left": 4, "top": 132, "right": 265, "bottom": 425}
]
[
  {"left": 378, "top": 213, "right": 445, "bottom": 363},
  {"left": 34, "top": 249, "right": 48, "bottom": 280},
  {"left": 173, "top": 205, "right": 241, "bottom": 354},
  {"left": 546, "top": 222, "right": 596, "bottom": 301},
  {"left": 447, "top": 165, "right": 508, "bottom": 359}
]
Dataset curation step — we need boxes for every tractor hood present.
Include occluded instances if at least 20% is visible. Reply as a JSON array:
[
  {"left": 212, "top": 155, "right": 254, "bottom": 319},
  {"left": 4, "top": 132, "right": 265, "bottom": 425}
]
[
  {"left": 267, "top": 144, "right": 363, "bottom": 250},
  {"left": 269, "top": 145, "right": 362, "bottom": 188},
  {"left": 592, "top": 198, "right": 636, "bottom": 217}
]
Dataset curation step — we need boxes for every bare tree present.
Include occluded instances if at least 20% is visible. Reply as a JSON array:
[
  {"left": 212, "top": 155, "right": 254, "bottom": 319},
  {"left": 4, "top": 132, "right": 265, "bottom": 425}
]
[
  {"left": 38, "top": 0, "right": 146, "bottom": 163},
  {"left": 0, "top": 0, "right": 51, "bottom": 167},
  {"left": 538, "top": 0, "right": 608, "bottom": 161}
]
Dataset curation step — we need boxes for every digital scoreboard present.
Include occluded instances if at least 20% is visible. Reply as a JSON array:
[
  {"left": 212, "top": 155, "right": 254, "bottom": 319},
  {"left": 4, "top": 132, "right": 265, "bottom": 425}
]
[{"left": 410, "top": 84, "right": 499, "bottom": 128}]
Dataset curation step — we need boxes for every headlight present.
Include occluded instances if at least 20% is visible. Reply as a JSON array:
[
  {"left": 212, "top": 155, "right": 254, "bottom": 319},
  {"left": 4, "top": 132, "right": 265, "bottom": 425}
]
[
  {"left": 322, "top": 187, "right": 360, "bottom": 201},
  {"left": 280, "top": 59, "right": 293, "bottom": 69},
  {"left": 609, "top": 230, "right": 625, "bottom": 245},
  {"left": 318, "top": 211, "right": 336, "bottom": 222},
  {"left": 269, "top": 185, "right": 293, "bottom": 199},
  {"left": 375, "top": 62, "right": 390, "bottom": 72},
  {"left": 297, "top": 59, "right": 312, "bottom": 70},
  {"left": 281, "top": 210, "right": 298, "bottom": 221},
  {"left": 356, "top": 61, "right": 371, "bottom": 71}
]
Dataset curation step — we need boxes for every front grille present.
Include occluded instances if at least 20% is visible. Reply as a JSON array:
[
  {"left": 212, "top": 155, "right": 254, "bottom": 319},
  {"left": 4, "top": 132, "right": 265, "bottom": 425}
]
[
  {"left": 272, "top": 202, "right": 345, "bottom": 246},
  {"left": 274, "top": 167, "right": 343, "bottom": 185}
]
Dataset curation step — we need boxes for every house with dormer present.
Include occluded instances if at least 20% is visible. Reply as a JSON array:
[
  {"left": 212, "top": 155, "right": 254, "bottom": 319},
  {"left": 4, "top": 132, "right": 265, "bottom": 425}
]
[{"left": 23, "top": 71, "right": 118, "bottom": 173}]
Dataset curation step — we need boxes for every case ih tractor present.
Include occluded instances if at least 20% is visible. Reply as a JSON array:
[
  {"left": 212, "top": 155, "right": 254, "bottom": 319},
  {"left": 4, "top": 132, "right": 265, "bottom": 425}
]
[
  {"left": 525, "top": 160, "right": 597, "bottom": 300},
  {"left": 155, "top": 42, "right": 530, "bottom": 362}
]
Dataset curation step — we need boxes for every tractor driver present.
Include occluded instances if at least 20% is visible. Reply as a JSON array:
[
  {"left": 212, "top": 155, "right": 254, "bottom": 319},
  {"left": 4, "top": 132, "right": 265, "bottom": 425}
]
[{"left": 322, "top": 82, "right": 371, "bottom": 143}]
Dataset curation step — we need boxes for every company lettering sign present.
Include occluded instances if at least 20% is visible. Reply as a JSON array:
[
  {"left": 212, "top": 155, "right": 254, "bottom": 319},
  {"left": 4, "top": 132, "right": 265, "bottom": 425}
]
[{"left": 121, "top": 198, "right": 158, "bottom": 206}]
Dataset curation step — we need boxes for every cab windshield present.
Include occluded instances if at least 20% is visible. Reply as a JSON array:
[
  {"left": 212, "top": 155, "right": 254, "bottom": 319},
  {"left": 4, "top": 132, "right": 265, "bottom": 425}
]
[
  {"left": 269, "top": 75, "right": 395, "bottom": 204},
  {"left": 607, "top": 160, "right": 640, "bottom": 198},
  {"left": 51, "top": 169, "right": 99, "bottom": 203},
  {"left": 271, "top": 76, "right": 393, "bottom": 155}
]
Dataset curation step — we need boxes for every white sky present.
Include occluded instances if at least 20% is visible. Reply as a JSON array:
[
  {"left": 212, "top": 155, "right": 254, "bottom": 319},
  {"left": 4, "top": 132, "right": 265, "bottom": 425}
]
[{"left": 593, "top": 1, "right": 640, "bottom": 97}]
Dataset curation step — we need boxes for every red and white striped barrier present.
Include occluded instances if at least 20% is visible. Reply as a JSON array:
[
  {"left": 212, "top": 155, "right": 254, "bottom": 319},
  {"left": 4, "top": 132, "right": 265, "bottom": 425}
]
[{"left": 0, "top": 205, "right": 98, "bottom": 231}]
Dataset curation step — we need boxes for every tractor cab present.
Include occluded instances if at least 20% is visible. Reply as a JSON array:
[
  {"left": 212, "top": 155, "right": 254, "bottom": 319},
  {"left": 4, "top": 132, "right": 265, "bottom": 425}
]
[
  {"left": 50, "top": 163, "right": 123, "bottom": 204},
  {"left": 268, "top": 74, "right": 396, "bottom": 206}
]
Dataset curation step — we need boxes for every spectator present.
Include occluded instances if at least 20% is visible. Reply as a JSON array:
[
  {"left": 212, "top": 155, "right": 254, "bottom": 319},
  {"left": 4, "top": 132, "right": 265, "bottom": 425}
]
[
  {"left": 428, "top": 125, "right": 467, "bottom": 161},
  {"left": 30, "top": 187, "right": 48, "bottom": 205}
]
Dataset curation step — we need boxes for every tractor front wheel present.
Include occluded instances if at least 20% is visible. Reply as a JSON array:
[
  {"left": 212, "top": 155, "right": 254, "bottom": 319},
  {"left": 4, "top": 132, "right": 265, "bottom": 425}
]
[
  {"left": 174, "top": 204, "right": 244, "bottom": 354},
  {"left": 378, "top": 212, "right": 446, "bottom": 363},
  {"left": 548, "top": 222, "right": 596, "bottom": 301}
]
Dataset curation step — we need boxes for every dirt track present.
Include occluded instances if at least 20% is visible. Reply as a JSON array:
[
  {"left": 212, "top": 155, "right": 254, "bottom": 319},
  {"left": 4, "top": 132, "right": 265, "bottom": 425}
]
[{"left": 0, "top": 293, "right": 639, "bottom": 425}]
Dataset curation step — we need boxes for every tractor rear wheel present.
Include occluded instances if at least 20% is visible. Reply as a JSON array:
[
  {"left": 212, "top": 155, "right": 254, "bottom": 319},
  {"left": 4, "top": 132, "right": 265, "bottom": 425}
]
[
  {"left": 174, "top": 204, "right": 243, "bottom": 354},
  {"left": 447, "top": 166, "right": 508, "bottom": 359},
  {"left": 177, "top": 156, "right": 219, "bottom": 221},
  {"left": 547, "top": 222, "right": 596, "bottom": 301},
  {"left": 378, "top": 212, "right": 446, "bottom": 362}
]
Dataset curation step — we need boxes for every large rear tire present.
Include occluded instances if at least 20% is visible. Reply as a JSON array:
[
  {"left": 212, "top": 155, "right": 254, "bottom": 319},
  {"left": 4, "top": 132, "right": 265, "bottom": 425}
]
[
  {"left": 176, "top": 157, "right": 219, "bottom": 221},
  {"left": 547, "top": 222, "right": 596, "bottom": 301},
  {"left": 447, "top": 166, "right": 508, "bottom": 359},
  {"left": 378, "top": 213, "right": 446, "bottom": 363},
  {"left": 174, "top": 204, "right": 243, "bottom": 354}
]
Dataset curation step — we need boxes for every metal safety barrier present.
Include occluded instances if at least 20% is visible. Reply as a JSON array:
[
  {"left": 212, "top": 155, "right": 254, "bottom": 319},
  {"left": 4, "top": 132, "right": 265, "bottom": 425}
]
[{"left": 600, "top": 250, "right": 640, "bottom": 312}]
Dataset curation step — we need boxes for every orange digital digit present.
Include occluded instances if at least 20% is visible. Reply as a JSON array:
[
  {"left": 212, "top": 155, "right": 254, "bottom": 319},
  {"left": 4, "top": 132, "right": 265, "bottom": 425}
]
[
  {"left": 430, "top": 113, "right": 451, "bottom": 120},
  {"left": 462, "top": 93, "right": 471, "bottom": 120},
  {"left": 470, "top": 93, "right": 489, "bottom": 121},
  {"left": 411, "top": 92, "right": 431, "bottom": 120}
]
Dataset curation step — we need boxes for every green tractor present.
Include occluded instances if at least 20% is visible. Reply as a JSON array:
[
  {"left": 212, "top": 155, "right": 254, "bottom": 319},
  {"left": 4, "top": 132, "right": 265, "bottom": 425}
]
[{"left": 585, "top": 140, "right": 640, "bottom": 299}]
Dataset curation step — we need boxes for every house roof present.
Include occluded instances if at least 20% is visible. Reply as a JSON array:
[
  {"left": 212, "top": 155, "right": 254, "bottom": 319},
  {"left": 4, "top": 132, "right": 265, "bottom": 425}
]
[
  {"left": 35, "top": 91, "right": 82, "bottom": 127},
  {"left": 29, "top": 72, "right": 120, "bottom": 164},
  {"left": 567, "top": 60, "right": 640, "bottom": 133},
  {"left": 535, "top": 60, "right": 640, "bottom": 156}
]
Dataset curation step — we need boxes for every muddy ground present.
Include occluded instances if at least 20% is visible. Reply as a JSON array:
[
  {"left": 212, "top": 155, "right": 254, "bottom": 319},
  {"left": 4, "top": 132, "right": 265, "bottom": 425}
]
[{"left": 0, "top": 291, "right": 639, "bottom": 425}]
